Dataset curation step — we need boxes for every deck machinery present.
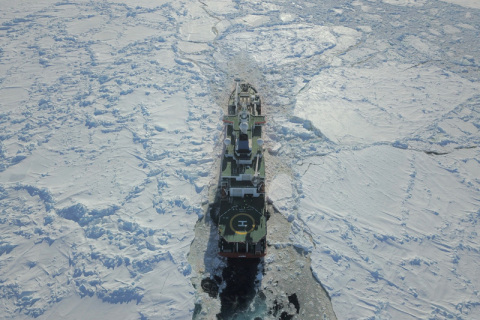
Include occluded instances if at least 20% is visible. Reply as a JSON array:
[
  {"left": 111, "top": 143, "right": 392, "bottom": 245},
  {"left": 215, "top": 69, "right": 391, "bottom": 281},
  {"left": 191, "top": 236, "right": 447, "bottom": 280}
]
[{"left": 216, "top": 80, "right": 267, "bottom": 258}]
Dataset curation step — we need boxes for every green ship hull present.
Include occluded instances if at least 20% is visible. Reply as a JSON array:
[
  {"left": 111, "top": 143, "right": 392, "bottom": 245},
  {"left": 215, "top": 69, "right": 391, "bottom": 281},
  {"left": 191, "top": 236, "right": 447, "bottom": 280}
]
[{"left": 216, "top": 81, "right": 267, "bottom": 258}]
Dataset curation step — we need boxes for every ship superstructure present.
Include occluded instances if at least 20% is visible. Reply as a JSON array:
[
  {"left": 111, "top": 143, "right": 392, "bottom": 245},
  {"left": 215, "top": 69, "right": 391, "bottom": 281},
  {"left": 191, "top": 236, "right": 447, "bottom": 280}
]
[{"left": 216, "top": 80, "right": 267, "bottom": 258}]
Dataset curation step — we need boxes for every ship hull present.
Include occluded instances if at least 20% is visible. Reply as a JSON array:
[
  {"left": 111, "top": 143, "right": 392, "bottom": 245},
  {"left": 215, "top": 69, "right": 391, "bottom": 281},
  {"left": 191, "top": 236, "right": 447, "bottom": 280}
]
[
  {"left": 218, "top": 252, "right": 266, "bottom": 258},
  {"left": 215, "top": 81, "right": 267, "bottom": 258}
]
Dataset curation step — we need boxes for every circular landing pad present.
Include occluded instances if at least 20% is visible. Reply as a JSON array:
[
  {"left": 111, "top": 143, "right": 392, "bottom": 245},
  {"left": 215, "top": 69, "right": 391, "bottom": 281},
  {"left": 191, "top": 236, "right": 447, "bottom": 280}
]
[{"left": 230, "top": 213, "right": 255, "bottom": 235}]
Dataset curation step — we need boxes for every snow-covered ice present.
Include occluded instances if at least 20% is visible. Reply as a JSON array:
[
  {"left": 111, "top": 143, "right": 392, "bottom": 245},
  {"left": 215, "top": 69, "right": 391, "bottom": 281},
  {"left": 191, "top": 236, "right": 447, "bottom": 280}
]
[{"left": 1, "top": 0, "right": 479, "bottom": 319}]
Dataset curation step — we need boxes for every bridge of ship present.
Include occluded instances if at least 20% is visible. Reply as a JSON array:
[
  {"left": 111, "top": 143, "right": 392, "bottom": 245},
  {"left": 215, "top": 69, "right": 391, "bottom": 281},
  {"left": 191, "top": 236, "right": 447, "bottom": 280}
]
[{"left": 222, "top": 114, "right": 265, "bottom": 190}]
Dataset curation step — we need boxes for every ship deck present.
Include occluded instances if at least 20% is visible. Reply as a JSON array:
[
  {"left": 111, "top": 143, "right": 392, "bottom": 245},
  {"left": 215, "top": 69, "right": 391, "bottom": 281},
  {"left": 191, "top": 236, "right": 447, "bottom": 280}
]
[
  {"left": 218, "top": 196, "right": 266, "bottom": 244},
  {"left": 222, "top": 114, "right": 265, "bottom": 179}
]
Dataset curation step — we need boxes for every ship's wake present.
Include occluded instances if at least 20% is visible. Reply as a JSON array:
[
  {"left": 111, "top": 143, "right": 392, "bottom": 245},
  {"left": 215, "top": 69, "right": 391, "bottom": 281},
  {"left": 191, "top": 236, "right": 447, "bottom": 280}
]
[{"left": 217, "top": 258, "right": 266, "bottom": 319}]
